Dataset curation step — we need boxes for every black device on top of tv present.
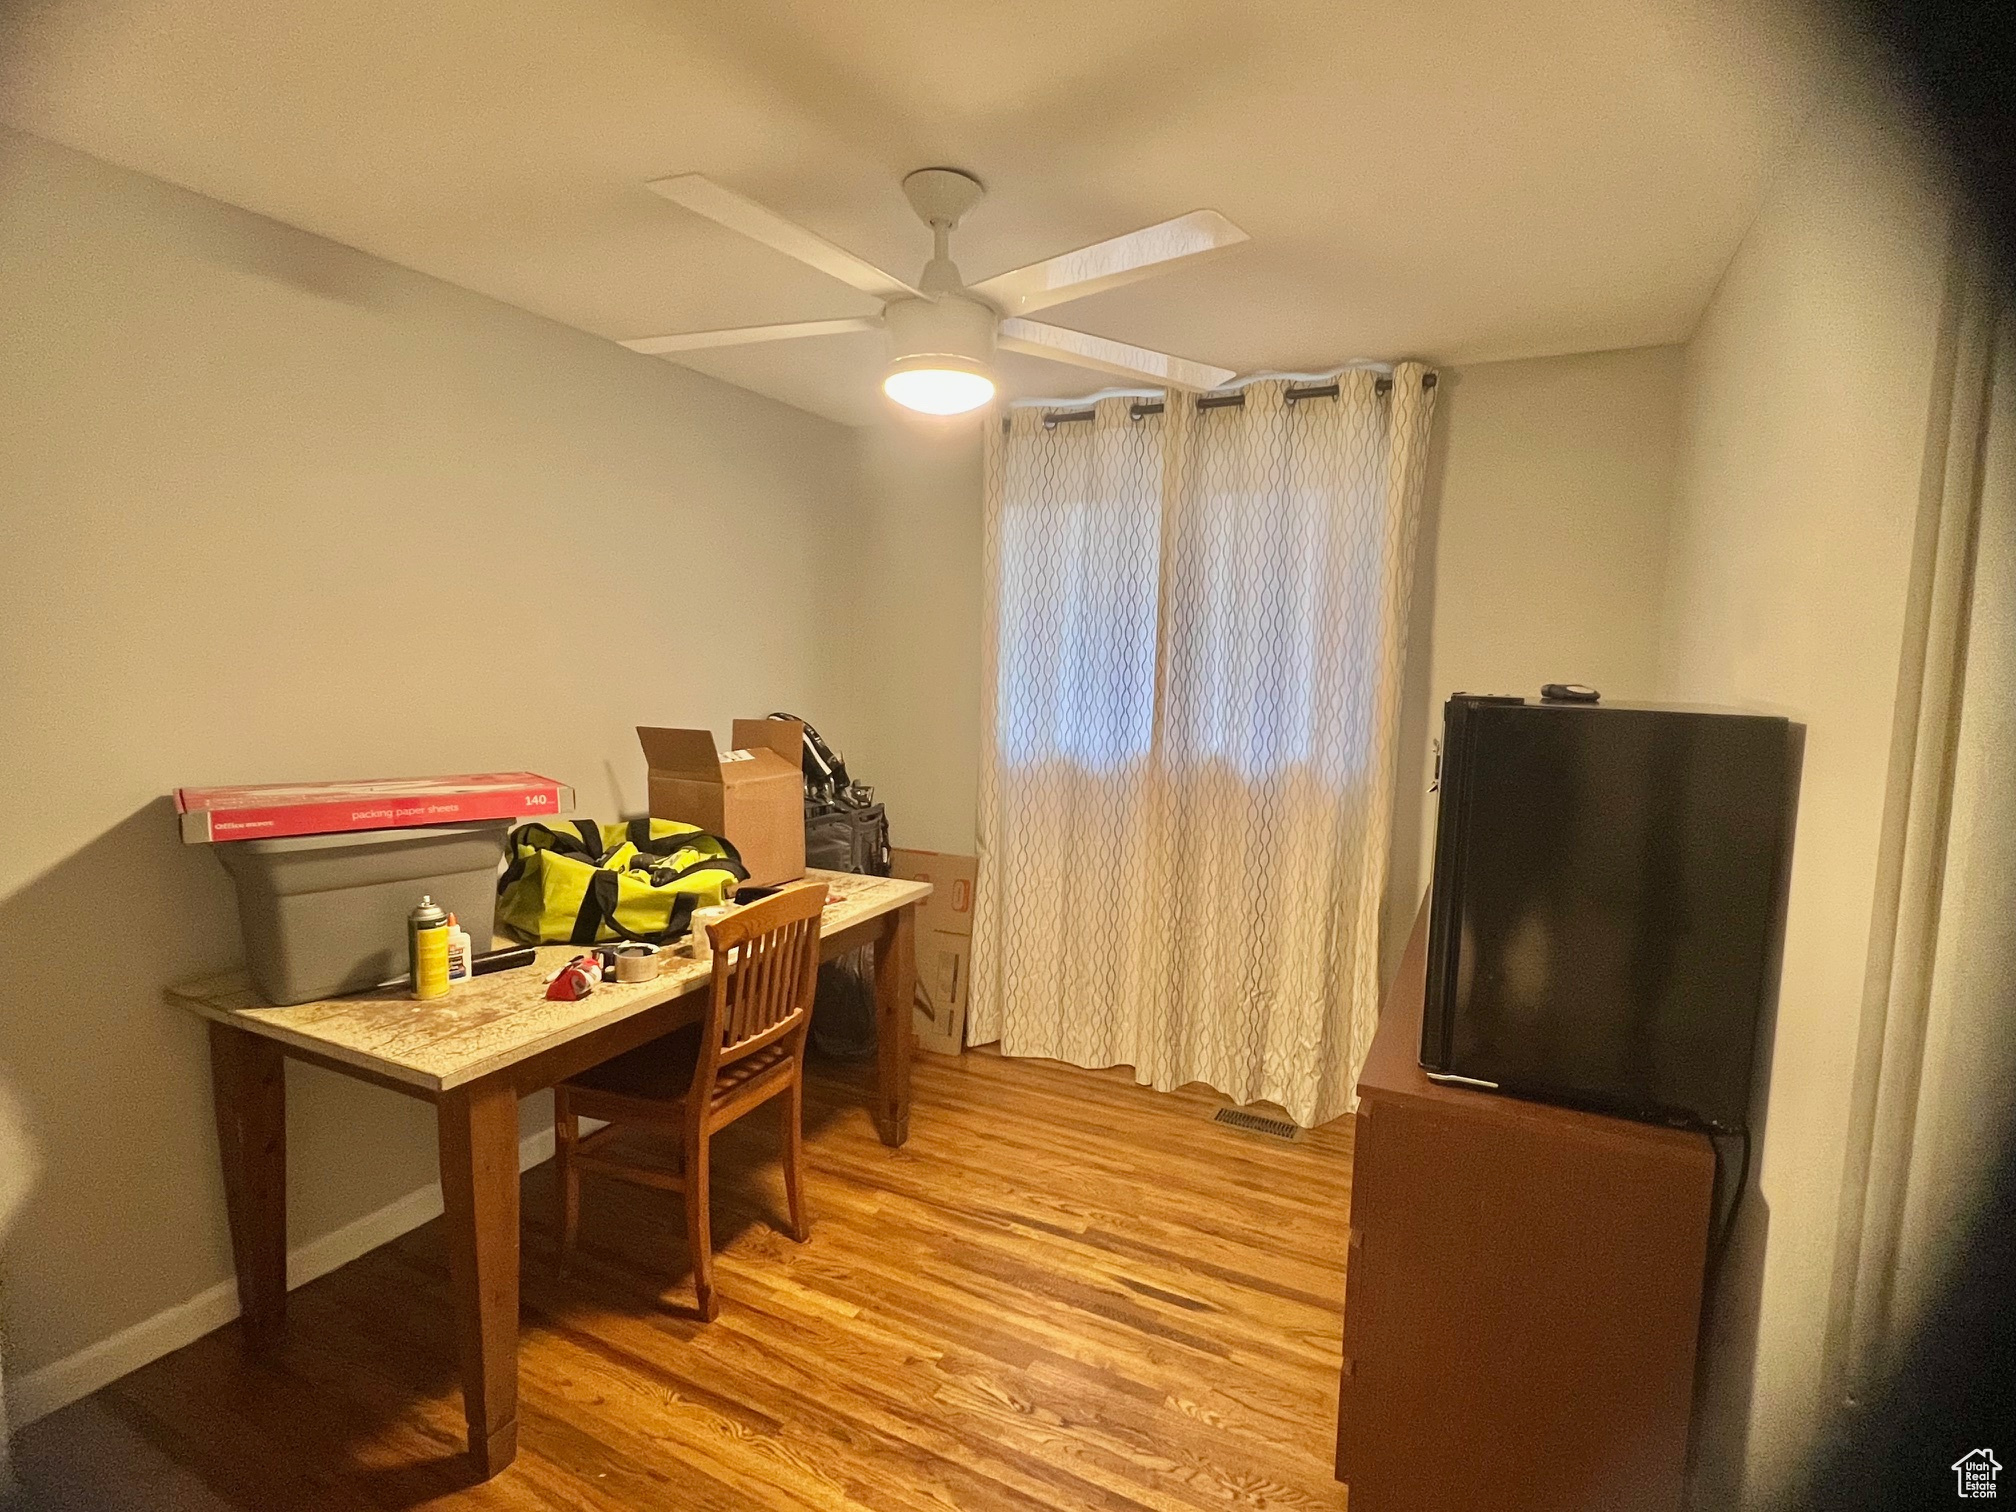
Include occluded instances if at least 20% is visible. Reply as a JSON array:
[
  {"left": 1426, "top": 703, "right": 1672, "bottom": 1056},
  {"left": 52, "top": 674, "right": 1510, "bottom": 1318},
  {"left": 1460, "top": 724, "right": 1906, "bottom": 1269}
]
[{"left": 1420, "top": 694, "right": 1799, "bottom": 1134}]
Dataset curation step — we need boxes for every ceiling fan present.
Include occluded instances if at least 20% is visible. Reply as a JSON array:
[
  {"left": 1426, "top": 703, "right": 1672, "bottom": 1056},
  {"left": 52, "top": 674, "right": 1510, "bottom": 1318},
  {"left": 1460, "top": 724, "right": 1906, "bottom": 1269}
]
[{"left": 622, "top": 168, "right": 1249, "bottom": 416}]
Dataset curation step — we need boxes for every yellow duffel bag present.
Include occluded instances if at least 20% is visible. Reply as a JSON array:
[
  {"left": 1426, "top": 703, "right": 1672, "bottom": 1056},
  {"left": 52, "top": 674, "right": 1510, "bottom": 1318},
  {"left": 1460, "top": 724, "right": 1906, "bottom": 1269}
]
[{"left": 495, "top": 818, "right": 747, "bottom": 945}]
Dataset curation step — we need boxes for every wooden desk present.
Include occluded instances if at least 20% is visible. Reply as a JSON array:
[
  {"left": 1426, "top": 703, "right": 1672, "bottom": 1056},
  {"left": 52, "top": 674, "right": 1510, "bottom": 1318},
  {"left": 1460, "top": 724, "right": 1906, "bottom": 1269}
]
[
  {"left": 1336, "top": 900, "right": 1715, "bottom": 1512},
  {"left": 168, "top": 868, "right": 927, "bottom": 1480}
]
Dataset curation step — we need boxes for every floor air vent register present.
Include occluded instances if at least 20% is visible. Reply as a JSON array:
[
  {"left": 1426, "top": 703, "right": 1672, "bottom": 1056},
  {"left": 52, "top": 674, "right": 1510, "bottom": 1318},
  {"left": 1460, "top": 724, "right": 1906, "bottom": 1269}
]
[{"left": 1212, "top": 1107, "right": 1303, "bottom": 1142}]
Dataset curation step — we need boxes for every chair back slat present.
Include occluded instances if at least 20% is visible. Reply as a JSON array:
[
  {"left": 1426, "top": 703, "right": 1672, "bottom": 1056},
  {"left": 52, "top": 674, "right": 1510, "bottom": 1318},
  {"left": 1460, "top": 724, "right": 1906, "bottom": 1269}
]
[
  {"left": 700, "top": 884, "right": 826, "bottom": 1077},
  {"left": 557, "top": 879, "right": 828, "bottom": 1320}
]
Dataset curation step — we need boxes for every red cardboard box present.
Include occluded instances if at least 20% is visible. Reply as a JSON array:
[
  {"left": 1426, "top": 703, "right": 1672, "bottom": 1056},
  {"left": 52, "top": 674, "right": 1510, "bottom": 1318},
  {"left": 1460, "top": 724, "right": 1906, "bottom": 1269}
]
[{"left": 174, "top": 772, "right": 574, "bottom": 844}]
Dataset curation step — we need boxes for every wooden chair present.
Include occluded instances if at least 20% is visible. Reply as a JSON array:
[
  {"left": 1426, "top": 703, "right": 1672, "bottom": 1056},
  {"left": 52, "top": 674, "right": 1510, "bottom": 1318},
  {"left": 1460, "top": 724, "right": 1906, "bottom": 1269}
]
[{"left": 553, "top": 882, "right": 826, "bottom": 1320}]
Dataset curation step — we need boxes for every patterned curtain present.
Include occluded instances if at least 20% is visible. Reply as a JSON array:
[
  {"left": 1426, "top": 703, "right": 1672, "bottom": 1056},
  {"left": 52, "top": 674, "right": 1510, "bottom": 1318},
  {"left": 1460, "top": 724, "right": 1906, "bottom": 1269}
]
[{"left": 970, "top": 366, "right": 1437, "bottom": 1126}]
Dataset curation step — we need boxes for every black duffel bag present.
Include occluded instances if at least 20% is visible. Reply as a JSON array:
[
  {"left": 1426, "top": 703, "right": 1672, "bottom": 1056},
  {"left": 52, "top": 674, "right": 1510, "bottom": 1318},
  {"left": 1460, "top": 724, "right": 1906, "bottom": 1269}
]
[
  {"left": 767, "top": 714, "right": 888, "bottom": 1059},
  {"left": 806, "top": 804, "right": 889, "bottom": 876}
]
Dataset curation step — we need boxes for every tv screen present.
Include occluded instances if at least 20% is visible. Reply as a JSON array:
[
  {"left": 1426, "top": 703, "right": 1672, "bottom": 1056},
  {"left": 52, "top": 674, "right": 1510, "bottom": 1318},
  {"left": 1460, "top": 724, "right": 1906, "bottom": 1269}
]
[{"left": 1421, "top": 697, "right": 1798, "bottom": 1132}]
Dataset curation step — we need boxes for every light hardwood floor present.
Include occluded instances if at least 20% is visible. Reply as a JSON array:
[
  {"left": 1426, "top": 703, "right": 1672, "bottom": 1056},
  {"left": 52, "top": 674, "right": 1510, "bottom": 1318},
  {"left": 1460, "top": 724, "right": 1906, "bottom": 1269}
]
[{"left": 10, "top": 1048, "right": 1354, "bottom": 1511}]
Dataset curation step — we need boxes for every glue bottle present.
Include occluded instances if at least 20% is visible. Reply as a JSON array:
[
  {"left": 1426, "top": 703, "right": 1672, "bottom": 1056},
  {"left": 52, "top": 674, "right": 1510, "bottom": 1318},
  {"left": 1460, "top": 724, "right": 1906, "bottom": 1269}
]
[{"left": 445, "top": 913, "right": 472, "bottom": 983}]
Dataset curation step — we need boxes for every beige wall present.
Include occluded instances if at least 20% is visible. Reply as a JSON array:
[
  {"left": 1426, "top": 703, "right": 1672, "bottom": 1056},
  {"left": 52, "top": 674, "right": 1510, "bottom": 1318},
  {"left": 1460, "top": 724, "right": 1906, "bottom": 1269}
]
[
  {"left": 0, "top": 130, "right": 852, "bottom": 1398},
  {"left": 818, "top": 418, "right": 987, "bottom": 858},
  {"left": 1385, "top": 345, "right": 1683, "bottom": 967},
  {"left": 1654, "top": 99, "right": 1949, "bottom": 1505}
]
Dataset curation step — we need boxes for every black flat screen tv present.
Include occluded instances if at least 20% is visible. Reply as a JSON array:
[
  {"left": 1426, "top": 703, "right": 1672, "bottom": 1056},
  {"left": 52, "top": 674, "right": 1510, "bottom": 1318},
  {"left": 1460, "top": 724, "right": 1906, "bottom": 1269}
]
[{"left": 1420, "top": 696, "right": 1799, "bottom": 1133}]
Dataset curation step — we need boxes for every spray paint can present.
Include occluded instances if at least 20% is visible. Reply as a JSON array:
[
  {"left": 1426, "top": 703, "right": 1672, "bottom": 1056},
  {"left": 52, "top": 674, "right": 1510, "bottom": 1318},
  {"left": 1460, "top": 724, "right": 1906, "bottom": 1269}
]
[{"left": 409, "top": 895, "right": 451, "bottom": 1000}]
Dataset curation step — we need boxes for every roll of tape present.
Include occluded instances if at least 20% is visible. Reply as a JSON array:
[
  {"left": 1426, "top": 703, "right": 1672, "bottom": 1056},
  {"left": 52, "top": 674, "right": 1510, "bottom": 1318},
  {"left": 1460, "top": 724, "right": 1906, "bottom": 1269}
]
[
  {"left": 613, "top": 944, "right": 660, "bottom": 984},
  {"left": 690, "top": 904, "right": 737, "bottom": 963}
]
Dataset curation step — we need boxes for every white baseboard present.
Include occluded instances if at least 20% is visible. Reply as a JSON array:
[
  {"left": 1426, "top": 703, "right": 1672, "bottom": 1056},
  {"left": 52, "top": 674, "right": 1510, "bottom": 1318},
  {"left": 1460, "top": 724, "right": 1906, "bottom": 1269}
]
[{"left": 4, "top": 1126, "right": 558, "bottom": 1430}]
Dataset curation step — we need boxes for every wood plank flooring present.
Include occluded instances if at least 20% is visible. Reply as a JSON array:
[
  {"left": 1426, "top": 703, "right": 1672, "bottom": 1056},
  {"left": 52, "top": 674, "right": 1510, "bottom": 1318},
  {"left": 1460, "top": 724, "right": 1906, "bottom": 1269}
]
[{"left": 10, "top": 1048, "right": 1355, "bottom": 1512}]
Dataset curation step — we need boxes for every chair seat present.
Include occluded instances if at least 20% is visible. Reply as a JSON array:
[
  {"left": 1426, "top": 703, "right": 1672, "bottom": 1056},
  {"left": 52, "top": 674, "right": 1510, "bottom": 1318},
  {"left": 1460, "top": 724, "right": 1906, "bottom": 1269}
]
[{"left": 565, "top": 1023, "right": 793, "bottom": 1107}]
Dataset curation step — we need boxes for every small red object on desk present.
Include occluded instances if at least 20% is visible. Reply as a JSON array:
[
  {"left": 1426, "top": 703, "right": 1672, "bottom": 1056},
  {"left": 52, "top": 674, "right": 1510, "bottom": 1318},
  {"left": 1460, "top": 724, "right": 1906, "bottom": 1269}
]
[{"left": 544, "top": 954, "right": 604, "bottom": 1001}]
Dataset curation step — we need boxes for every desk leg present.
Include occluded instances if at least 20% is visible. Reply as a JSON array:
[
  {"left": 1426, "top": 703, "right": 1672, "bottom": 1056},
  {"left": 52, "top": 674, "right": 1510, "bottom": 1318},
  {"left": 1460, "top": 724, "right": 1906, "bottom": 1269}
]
[
  {"left": 208, "top": 1022, "right": 287, "bottom": 1354},
  {"left": 437, "top": 1080, "right": 520, "bottom": 1478},
  {"left": 873, "top": 904, "right": 914, "bottom": 1148}
]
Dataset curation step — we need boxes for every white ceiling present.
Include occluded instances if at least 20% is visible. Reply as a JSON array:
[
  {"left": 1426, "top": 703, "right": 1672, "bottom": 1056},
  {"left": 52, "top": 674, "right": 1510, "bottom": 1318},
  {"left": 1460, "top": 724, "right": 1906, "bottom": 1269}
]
[{"left": 1, "top": 0, "right": 1820, "bottom": 426}]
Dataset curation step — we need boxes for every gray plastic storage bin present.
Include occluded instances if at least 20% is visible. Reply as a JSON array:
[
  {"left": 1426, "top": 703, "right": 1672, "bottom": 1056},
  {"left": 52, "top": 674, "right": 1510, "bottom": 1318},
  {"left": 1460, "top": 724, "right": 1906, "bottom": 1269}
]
[{"left": 214, "top": 822, "right": 510, "bottom": 1005}]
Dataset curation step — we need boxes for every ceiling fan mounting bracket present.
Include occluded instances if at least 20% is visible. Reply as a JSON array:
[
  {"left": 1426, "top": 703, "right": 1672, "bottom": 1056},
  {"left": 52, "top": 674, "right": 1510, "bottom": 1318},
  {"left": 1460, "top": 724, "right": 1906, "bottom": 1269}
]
[{"left": 902, "top": 167, "right": 985, "bottom": 230}]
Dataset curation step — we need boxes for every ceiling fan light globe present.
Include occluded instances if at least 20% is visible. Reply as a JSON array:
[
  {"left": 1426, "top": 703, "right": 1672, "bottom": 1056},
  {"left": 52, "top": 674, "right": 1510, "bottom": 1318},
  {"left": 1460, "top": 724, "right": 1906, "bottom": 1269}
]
[
  {"left": 882, "top": 294, "right": 998, "bottom": 415},
  {"left": 883, "top": 366, "right": 996, "bottom": 416}
]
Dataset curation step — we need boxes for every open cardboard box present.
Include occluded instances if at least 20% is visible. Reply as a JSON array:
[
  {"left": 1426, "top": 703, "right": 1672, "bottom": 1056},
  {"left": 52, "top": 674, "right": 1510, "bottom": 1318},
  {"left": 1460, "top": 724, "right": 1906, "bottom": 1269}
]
[
  {"left": 890, "top": 847, "right": 976, "bottom": 1055},
  {"left": 638, "top": 719, "right": 805, "bottom": 889}
]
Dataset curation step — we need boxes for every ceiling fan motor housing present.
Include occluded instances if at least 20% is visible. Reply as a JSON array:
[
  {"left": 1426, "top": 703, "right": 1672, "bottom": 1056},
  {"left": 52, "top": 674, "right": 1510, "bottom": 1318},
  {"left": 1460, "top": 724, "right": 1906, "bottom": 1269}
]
[{"left": 883, "top": 292, "right": 997, "bottom": 376}]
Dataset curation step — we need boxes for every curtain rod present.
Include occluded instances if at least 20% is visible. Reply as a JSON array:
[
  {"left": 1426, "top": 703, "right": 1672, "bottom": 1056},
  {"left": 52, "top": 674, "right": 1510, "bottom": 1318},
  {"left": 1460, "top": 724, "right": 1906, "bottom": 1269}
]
[{"left": 1028, "top": 372, "right": 1436, "bottom": 431}]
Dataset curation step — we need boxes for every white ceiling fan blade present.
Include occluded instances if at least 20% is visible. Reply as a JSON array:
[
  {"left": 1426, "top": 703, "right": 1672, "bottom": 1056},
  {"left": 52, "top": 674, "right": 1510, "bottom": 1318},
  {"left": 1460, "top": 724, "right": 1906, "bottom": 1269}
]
[
  {"left": 973, "top": 211, "right": 1249, "bottom": 318},
  {"left": 998, "top": 319, "right": 1237, "bottom": 391},
  {"left": 621, "top": 316, "right": 881, "bottom": 355},
  {"left": 645, "top": 174, "right": 919, "bottom": 302}
]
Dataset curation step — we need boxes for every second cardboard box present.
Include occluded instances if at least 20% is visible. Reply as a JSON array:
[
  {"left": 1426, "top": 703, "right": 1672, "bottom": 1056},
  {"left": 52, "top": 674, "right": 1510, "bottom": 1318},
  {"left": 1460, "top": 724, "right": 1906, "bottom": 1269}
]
[
  {"left": 890, "top": 847, "right": 976, "bottom": 1055},
  {"left": 638, "top": 719, "right": 806, "bottom": 889}
]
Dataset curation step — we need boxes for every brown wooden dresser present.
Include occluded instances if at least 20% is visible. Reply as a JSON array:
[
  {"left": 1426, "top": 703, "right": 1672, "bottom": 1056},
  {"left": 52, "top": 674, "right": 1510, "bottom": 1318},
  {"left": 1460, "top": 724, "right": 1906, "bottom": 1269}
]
[{"left": 1336, "top": 900, "right": 1716, "bottom": 1512}]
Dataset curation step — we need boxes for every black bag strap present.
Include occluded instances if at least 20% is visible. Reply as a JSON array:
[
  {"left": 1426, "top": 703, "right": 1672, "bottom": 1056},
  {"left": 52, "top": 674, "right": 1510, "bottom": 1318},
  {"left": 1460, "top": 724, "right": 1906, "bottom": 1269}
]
[
  {"left": 642, "top": 851, "right": 751, "bottom": 887},
  {"left": 571, "top": 867, "right": 703, "bottom": 946},
  {"left": 502, "top": 821, "right": 594, "bottom": 889},
  {"left": 499, "top": 851, "right": 532, "bottom": 889},
  {"left": 626, "top": 823, "right": 707, "bottom": 860},
  {"left": 568, "top": 869, "right": 609, "bottom": 944},
  {"left": 769, "top": 711, "right": 851, "bottom": 797},
  {"left": 508, "top": 820, "right": 588, "bottom": 856}
]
